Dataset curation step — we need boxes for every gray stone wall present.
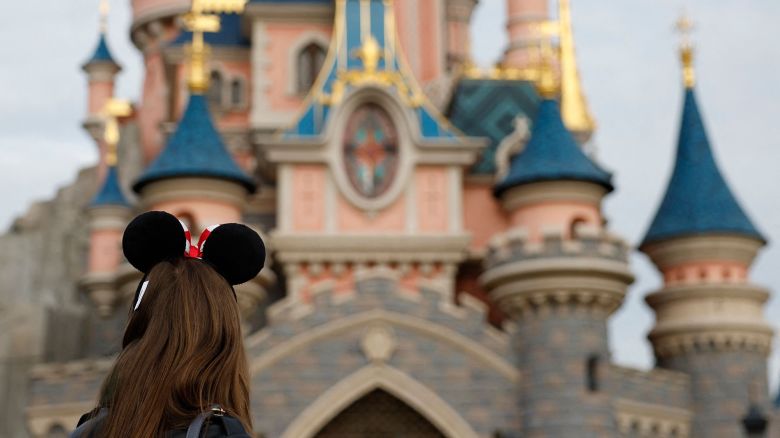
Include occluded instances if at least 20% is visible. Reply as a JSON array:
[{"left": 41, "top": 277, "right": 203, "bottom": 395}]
[
  {"left": 512, "top": 312, "right": 617, "bottom": 438},
  {"left": 604, "top": 364, "right": 690, "bottom": 409},
  {"left": 661, "top": 350, "right": 769, "bottom": 438},
  {"left": 249, "top": 276, "right": 519, "bottom": 437}
]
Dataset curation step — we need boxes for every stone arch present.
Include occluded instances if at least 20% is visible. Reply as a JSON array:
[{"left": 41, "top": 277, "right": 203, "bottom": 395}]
[{"left": 280, "top": 364, "right": 479, "bottom": 438}]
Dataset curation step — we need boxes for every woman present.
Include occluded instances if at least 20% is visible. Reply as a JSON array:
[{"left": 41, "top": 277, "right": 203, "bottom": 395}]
[{"left": 73, "top": 211, "right": 266, "bottom": 437}]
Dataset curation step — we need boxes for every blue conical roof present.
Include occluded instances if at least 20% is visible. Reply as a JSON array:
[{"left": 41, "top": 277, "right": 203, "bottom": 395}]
[
  {"left": 494, "top": 99, "right": 613, "bottom": 196},
  {"left": 133, "top": 94, "right": 256, "bottom": 193},
  {"left": 84, "top": 33, "right": 118, "bottom": 66},
  {"left": 91, "top": 166, "right": 130, "bottom": 207},
  {"left": 641, "top": 89, "right": 764, "bottom": 246}
]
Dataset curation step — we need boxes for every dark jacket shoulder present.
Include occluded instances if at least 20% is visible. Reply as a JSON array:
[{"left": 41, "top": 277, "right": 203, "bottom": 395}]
[{"left": 70, "top": 410, "right": 251, "bottom": 438}]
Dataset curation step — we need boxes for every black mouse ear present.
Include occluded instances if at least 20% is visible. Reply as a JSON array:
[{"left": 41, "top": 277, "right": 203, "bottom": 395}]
[
  {"left": 122, "top": 211, "right": 188, "bottom": 273},
  {"left": 199, "top": 224, "right": 266, "bottom": 285}
]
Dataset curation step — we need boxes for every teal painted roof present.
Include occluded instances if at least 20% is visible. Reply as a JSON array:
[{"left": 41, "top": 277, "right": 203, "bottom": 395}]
[
  {"left": 171, "top": 14, "right": 249, "bottom": 48},
  {"left": 91, "top": 166, "right": 130, "bottom": 207},
  {"left": 447, "top": 79, "right": 540, "bottom": 174},
  {"left": 84, "top": 33, "right": 118, "bottom": 66},
  {"left": 641, "top": 88, "right": 763, "bottom": 246},
  {"left": 133, "top": 94, "right": 256, "bottom": 193},
  {"left": 494, "top": 98, "right": 612, "bottom": 196},
  {"left": 283, "top": 0, "right": 459, "bottom": 141}
]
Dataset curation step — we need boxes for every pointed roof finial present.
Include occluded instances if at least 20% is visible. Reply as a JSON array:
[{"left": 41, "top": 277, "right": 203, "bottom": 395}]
[
  {"left": 102, "top": 99, "right": 133, "bottom": 167},
  {"left": 183, "top": 0, "right": 248, "bottom": 93},
  {"left": 92, "top": 98, "right": 133, "bottom": 207},
  {"left": 675, "top": 12, "right": 696, "bottom": 88},
  {"left": 558, "top": 0, "right": 596, "bottom": 138},
  {"left": 534, "top": 21, "right": 560, "bottom": 99},
  {"left": 99, "top": 0, "right": 109, "bottom": 34}
]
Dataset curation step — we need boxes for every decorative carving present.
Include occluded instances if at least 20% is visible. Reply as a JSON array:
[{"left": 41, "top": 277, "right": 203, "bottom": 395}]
[{"left": 360, "top": 325, "right": 397, "bottom": 364}]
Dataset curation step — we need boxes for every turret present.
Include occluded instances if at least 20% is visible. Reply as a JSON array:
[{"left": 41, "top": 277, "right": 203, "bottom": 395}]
[
  {"left": 82, "top": 0, "right": 122, "bottom": 182},
  {"left": 503, "top": 0, "right": 550, "bottom": 69},
  {"left": 82, "top": 99, "right": 134, "bottom": 317},
  {"left": 131, "top": 0, "right": 269, "bottom": 318},
  {"left": 481, "top": 56, "right": 633, "bottom": 437},
  {"left": 445, "top": 0, "right": 478, "bottom": 71},
  {"left": 640, "top": 16, "right": 772, "bottom": 437}
]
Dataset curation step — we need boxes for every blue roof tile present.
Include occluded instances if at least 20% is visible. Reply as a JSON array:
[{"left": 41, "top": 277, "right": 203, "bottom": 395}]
[
  {"left": 494, "top": 98, "right": 612, "bottom": 196},
  {"left": 133, "top": 94, "right": 256, "bottom": 193},
  {"left": 641, "top": 89, "right": 764, "bottom": 246},
  {"left": 171, "top": 14, "right": 250, "bottom": 47},
  {"left": 91, "top": 166, "right": 130, "bottom": 207},
  {"left": 446, "top": 79, "right": 540, "bottom": 174},
  {"left": 84, "top": 33, "right": 118, "bottom": 66}
]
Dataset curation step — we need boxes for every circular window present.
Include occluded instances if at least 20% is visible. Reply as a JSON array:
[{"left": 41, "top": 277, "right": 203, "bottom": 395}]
[{"left": 343, "top": 104, "right": 399, "bottom": 198}]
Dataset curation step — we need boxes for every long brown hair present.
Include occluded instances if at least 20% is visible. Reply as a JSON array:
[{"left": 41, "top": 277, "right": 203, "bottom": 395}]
[{"left": 95, "top": 258, "right": 252, "bottom": 436}]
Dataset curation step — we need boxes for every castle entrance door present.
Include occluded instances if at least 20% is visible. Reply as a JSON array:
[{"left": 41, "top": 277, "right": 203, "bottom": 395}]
[{"left": 313, "top": 389, "right": 447, "bottom": 438}]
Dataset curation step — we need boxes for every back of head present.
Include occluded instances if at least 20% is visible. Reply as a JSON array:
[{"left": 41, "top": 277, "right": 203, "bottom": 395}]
[{"left": 98, "top": 258, "right": 251, "bottom": 436}]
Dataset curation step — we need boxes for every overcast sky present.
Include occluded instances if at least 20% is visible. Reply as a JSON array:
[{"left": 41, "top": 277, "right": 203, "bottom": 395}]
[{"left": 0, "top": 0, "right": 778, "bottom": 390}]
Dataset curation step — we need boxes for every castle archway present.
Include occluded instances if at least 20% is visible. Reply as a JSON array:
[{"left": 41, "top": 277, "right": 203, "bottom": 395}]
[
  {"left": 280, "top": 364, "right": 479, "bottom": 438},
  {"left": 313, "top": 389, "right": 446, "bottom": 438}
]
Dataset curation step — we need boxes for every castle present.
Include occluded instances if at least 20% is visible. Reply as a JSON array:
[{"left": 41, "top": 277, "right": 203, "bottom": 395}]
[{"left": 0, "top": 0, "right": 777, "bottom": 436}]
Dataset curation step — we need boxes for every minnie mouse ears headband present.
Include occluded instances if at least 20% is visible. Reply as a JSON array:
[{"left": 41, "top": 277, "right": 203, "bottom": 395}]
[{"left": 122, "top": 211, "right": 266, "bottom": 309}]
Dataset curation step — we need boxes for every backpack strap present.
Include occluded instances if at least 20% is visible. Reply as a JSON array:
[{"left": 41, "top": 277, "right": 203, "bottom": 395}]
[
  {"left": 186, "top": 405, "right": 226, "bottom": 438},
  {"left": 214, "top": 416, "right": 250, "bottom": 437}
]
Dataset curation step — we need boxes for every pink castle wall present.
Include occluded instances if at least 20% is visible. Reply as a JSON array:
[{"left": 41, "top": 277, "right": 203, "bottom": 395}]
[
  {"left": 291, "top": 165, "right": 326, "bottom": 232},
  {"left": 416, "top": 166, "right": 449, "bottom": 233},
  {"left": 463, "top": 183, "right": 508, "bottom": 252},
  {"left": 394, "top": 0, "right": 444, "bottom": 85},
  {"left": 662, "top": 261, "right": 748, "bottom": 286},
  {"left": 88, "top": 81, "right": 115, "bottom": 116},
  {"left": 88, "top": 229, "right": 123, "bottom": 273},
  {"left": 510, "top": 201, "right": 601, "bottom": 242},
  {"left": 151, "top": 199, "right": 242, "bottom": 232},
  {"left": 264, "top": 23, "right": 332, "bottom": 112}
]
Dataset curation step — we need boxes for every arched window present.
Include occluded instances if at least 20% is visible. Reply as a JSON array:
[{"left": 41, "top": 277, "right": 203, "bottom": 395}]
[
  {"left": 230, "top": 78, "right": 244, "bottom": 107},
  {"left": 297, "top": 43, "right": 326, "bottom": 94},
  {"left": 207, "top": 70, "right": 224, "bottom": 106}
]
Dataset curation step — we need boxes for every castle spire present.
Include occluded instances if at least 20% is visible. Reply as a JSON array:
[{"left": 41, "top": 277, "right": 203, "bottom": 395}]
[
  {"left": 133, "top": 0, "right": 255, "bottom": 194},
  {"left": 558, "top": 0, "right": 595, "bottom": 140},
  {"left": 641, "top": 16, "right": 762, "bottom": 246},
  {"left": 84, "top": 0, "right": 119, "bottom": 68}
]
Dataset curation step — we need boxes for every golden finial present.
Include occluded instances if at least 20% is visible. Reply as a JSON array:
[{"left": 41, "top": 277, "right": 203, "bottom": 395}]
[
  {"left": 675, "top": 13, "right": 696, "bottom": 88},
  {"left": 101, "top": 99, "right": 133, "bottom": 166},
  {"left": 356, "top": 36, "right": 383, "bottom": 74},
  {"left": 183, "top": 0, "right": 248, "bottom": 92},
  {"left": 534, "top": 21, "right": 560, "bottom": 98},
  {"left": 558, "top": 0, "right": 595, "bottom": 137}
]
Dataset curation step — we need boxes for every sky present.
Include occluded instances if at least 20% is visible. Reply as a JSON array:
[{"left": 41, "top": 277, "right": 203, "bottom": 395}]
[{"left": 0, "top": 0, "right": 779, "bottom": 389}]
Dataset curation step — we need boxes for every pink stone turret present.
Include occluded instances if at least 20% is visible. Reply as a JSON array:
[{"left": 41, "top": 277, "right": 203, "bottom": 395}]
[
  {"left": 445, "top": 0, "right": 478, "bottom": 70},
  {"left": 503, "top": 0, "right": 550, "bottom": 69}
]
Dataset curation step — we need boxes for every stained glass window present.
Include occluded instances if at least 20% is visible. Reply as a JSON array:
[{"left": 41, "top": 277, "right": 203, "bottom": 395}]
[{"left": 343, "top": 104, "right": 399, "bottom": 198}]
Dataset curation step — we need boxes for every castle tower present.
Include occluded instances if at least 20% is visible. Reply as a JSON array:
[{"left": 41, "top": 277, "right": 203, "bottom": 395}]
[
  {"left": 132, "top": 1, "right": 267, "bottom": 317},
  {"left": 82, "top": 0, "right": 121, "bottom": 182},
  {"left": 481, "top": 59, "right": 633, "bottom": 437},
  {"left": 640, "top": 18, "right": 772, "bottom": 437},
  {"left": 445, "top": 0, "right": 478, "bottom": 70},
  {"left": 503, "top": 0, "right": 550, "bottom": 69},
  {"left": 81, "top": 99, "right": 134, "bottom": 317}
]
